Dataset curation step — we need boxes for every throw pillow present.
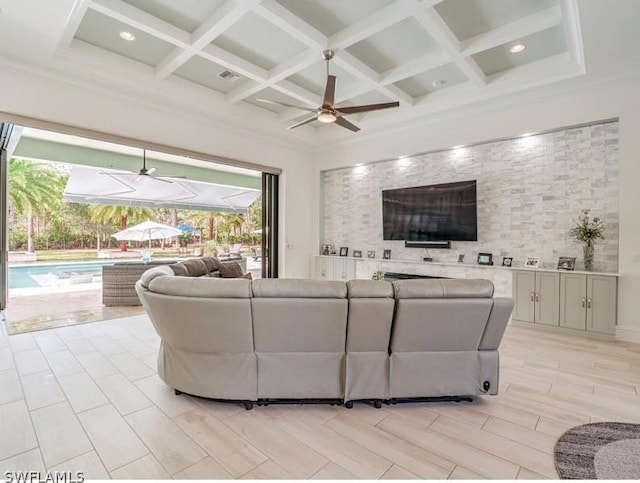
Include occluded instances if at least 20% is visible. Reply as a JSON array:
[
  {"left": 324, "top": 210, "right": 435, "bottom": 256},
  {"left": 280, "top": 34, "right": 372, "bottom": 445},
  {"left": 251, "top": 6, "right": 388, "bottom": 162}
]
[
  {"left": 169, "top": 263, "right": 189, "bottom": 276},
  {"left": 201, "top": 257, "right": 220, "bottom": 273},
  {"left": 218, "top": 261, "right": 244, "bottom": 278},
  {"left": 182, "top": 258, "right": 208, "bottom": 277}
]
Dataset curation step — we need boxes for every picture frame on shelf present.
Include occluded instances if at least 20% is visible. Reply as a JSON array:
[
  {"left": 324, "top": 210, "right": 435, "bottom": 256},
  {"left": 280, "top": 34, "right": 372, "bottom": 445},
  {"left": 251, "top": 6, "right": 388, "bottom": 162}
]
[
  {"left": 525, "top": 256, "right": 540, "bottom": 268},
  {"left": 557, "top": 256, "right": 576, "bottom": 271},
  {"left": 321, "top": 244, "right": 333, "bottom": 256},
  {"left": 339, "top": 247, "right": 349, "bottom": 257},
  {"left": 353, "top": 250, "right": 363, "bottom": 258},
  {"left": 383, "top": 249, "right": 392, "bottom": 260},
  {"left": 477, "top": 252, "right": 493, "bottom": 266},
  {"left": 502, "top": 257, "right": 513, "bottom": 267},
  {"left": 367, "top": 250, "right": 376, "bottom": 258},
  {"left": 458, "top": 254, "right": 465, "bottom": 263}
]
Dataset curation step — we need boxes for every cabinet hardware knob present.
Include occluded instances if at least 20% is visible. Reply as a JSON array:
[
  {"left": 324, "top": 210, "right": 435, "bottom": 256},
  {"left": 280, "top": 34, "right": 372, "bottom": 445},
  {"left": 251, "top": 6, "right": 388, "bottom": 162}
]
[
  {"left": 587, "top": 298, "right": 592, "bottom": 309},
  {"left": 321, "top": 270, "right": 326, "bottom": 276},
  {"left": 535, "top": 293, "right": 540, "bottom": 302},
  {"left": 581, "top": 297, "right": 586, "bottom": 308},
  {"left": 530, "top": 293, "right": 534, "bottom": 302}
]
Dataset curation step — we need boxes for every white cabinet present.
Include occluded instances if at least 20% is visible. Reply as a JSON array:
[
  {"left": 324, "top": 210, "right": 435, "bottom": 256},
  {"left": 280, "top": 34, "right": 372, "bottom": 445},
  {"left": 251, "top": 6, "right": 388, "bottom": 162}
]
[
  {"left": 512, "top": 271, "right": 559, "bottom": 326},
  {"left": 513, "top": 269, "right": 617, "bottom": 336},
  {"left": 560, "top": 273, "right": 617, "bottom": 335},
  {"left": 314, "top": 256, "right": 356, "bottom": 281}
]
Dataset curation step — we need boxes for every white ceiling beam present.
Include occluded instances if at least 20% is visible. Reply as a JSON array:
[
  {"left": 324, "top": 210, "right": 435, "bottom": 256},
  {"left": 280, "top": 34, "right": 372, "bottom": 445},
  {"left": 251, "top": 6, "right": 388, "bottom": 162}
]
[
  {"left": 226, "top": 81, "right": 265, "bottom": 104},
  {"left": 252, "top": 0, "right": 327, "bottom": 49},
  {"left": 333, "top": 50, "right": 414, "bottom": 106},
  {"left": 224, "top": 49, "right": 317, "bottom": 104},
  {"left": 560, "top": 0, "right": 585, "bottom": 68},
  {"left": 272, "top": 80, "right": 319, "bottom": 107},
  {"left": 410, "top": 3, "right": 487, "bottom": 87},
  {"left": 90, "top": 0, "right": 191, "bottom": 48},
  {"left": 328, "top": 2, "right": 412, "bottom": 49},
  {"left": 155, "top": 0, "right": 260, "bottom": 80},
  {"left": 57, "top": 0, "right": 92, "bottom": 50},
  {"left": 379, "top": 50, "right": 450, "bottom": 85},
  {"left": 200, "top": 44, "right": 268, "bottom": 82},
  {"left": 460, "top": 5, "right": 562, "bottom": 57}
]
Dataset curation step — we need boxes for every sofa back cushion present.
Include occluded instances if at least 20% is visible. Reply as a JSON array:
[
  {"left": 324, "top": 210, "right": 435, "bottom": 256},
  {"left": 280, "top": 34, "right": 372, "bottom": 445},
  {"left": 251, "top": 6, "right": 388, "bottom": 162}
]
[
  {"left": 390, "top": 279, "right": 494, "bottom": 353},
  {"left": 148, "top": 276, "right": 251, "bottom": 298},
  {"left": 393, "top": 279, "right": 494, "bottom": 299},
  {"left": 252, "top": 279, "right": 347, "bottom": 298},
  {"left": 251, "top": 279, "right": 348, "bottom": 352},
  {"left": 346, "top": 280, "right": 394, "bottom": 352}
]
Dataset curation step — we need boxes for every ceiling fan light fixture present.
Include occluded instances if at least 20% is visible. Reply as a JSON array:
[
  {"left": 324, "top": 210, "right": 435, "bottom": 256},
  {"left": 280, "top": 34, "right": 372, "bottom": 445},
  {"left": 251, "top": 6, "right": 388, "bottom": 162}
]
[
  {"left": 317, "top": 111, "right": 337, "bottom": 123},
  {"left": 509, "top": 44, "right": 525, "bottom": 53},
  {"left": 119, "top": 31, "right": 136, "bottom": 41}
]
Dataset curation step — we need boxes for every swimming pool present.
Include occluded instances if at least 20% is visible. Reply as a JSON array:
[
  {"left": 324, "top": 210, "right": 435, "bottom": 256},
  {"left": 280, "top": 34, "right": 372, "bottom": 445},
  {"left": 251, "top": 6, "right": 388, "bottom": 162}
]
[{"left": 8, "top": 261, "right": 116, "bottom": 289}]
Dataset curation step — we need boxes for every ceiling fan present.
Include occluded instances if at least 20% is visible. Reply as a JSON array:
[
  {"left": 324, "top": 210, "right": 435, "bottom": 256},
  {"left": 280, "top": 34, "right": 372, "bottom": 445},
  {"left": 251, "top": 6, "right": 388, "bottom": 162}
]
[
  {"left": 256, "top": 50, "right": 400, "bottom": 132},
  {"left": 102, "top": 150, "right": 186, "bottom": 184}
]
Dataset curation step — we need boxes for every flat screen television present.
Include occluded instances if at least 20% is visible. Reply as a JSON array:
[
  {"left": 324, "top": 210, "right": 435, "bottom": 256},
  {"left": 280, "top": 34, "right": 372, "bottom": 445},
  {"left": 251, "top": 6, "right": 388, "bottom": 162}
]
[{"left": 382, "top": 180, "right": 477, "bottom": 241}]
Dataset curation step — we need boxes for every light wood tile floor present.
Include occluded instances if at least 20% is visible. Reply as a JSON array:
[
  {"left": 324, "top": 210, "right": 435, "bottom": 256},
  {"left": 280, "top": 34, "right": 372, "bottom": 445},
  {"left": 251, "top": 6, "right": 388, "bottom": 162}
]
[{"left": 1, "top": 314, "right": 639, "bottom": 479}]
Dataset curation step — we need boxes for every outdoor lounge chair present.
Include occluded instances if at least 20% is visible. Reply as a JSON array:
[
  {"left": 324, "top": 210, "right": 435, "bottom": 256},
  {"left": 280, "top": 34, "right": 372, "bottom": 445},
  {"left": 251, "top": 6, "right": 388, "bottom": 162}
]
[{"left": 219, "top": 243, "right": 242, "bottom": 260}]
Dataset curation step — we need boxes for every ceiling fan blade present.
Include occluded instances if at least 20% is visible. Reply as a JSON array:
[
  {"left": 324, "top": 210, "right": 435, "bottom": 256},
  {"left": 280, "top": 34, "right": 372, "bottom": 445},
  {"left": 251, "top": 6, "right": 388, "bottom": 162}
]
[
  {"left": 287, "top": 115, "right": 318, "bottom": 130},
  {"left": 322, "top": 75, "right": 336, "bottom": 108},
  {"left": 336, "top": 101, "right": 400, "bottom": 114},
  {"left": 255, "top": 98, "right": 317, "bottom": 112},
  {"left": 335, "top": 116, "right": 360, "bottom": 132},
  {"left": 157, "top": 175, "right": 187, "bottom": 179}
]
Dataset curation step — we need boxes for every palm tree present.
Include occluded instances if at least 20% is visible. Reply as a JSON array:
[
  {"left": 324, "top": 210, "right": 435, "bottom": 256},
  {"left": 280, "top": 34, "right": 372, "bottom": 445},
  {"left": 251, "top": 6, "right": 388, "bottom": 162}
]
[
  {"left": 8, "top": 159, "right": 65, "bottom": 253},
  {"left": 87, "top": 204, "right": 152, "bottom": 251}
]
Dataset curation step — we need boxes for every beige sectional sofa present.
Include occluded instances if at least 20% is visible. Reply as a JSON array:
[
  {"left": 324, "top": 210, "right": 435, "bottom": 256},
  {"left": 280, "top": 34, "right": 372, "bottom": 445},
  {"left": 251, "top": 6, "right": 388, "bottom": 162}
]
[{"left": 136, "top": 266, "right": 513, "bottom": 409}]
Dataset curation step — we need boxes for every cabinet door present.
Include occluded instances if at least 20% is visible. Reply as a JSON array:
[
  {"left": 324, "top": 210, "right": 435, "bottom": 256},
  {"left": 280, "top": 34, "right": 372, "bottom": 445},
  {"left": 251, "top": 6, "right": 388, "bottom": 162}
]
[
  {"left": 335, "top": 257, "right": 355, "bottom": 281},
  {"left": 560, "top": 273, "right": 587, "bottom": 330},
  {"left": 587, "top": 275, "right": 617, "bottom": 334},
  {"left": 535, "top": 272, "right": 560, "bottom": 326},
  {"left": 315, "top": 256, "right": 335, "bottom": 280},
  {"left": 512, "top": 271, "right": 536, "bottom": 322}
]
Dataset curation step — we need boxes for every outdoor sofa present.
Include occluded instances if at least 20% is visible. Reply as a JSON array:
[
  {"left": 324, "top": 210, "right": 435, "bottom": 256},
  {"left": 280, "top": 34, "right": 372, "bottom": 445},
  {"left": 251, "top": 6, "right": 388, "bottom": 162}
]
[
  {"left": 102, "top": 256, "right": 246, "bottom": 306},
  {"left": 135, "top": 265, "right": 514, "bottom": 409}
]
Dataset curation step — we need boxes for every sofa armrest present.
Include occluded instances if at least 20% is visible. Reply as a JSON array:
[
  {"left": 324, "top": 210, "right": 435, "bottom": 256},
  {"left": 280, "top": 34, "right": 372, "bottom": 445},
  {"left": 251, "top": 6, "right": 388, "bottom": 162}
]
[{"left": 479, "top": 297, "right": 514, "bottom": 350}]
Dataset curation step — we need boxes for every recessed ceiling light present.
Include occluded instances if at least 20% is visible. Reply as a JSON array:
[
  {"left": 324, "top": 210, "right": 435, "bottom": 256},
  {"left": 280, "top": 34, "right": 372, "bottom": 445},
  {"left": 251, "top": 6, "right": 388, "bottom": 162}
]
[
  {"left": 119, "top": 31, "right": 136, "bottom": 41},
  {"left": 431, "top": 79, "right": 447, "bottom": 88},
  {"left": 509, "top": 44, "right": 525, "bottom": 53}
]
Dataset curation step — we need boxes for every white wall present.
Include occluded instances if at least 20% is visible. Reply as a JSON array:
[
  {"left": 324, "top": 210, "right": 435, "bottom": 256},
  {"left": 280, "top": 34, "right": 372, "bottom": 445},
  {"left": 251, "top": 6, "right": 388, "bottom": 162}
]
[
  {"left": 313, "top": 78, "right": 640, "bottom": 342},
  {"left": 0, "top": 67, "right": 316, "bottom": 278}
]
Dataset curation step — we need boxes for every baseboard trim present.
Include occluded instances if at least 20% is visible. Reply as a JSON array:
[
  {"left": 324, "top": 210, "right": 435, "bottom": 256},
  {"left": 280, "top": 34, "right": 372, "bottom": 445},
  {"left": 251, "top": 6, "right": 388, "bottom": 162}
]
[{"left": 615, "top": 325, "right": 640, "bottom": 343}]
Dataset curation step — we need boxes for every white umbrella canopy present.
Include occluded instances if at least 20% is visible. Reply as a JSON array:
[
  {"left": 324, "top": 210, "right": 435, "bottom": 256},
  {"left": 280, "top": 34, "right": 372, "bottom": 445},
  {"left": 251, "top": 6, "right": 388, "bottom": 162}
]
[{"left": 113, "top": 220, "right": 183, "bottom": 248}]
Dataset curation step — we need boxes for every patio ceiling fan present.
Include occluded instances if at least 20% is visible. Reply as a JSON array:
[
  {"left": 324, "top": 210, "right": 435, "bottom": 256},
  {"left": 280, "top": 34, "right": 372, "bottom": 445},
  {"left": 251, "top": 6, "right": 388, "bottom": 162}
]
[
  {"left": 102, "top": 150, "right": 186, "bottom": 184},
  {"left": 256, "top": 50, "right": 400, "bottom": 132}
]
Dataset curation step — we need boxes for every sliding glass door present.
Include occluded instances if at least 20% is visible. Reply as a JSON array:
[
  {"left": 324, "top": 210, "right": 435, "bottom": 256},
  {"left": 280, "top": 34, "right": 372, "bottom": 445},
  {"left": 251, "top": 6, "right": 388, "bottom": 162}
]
[
  {"left": 261, "top": 172, "right": 279, "bottom": 278},
  {"left": 0, "top": 123, "right": 13, "bottom": 310}
]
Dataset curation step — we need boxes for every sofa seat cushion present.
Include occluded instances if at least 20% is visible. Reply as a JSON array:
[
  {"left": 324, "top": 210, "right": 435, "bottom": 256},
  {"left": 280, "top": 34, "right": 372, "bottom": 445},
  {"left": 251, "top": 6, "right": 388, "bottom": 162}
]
[{"left": 393, "top": 279, "right": 494, "bottom": 299}]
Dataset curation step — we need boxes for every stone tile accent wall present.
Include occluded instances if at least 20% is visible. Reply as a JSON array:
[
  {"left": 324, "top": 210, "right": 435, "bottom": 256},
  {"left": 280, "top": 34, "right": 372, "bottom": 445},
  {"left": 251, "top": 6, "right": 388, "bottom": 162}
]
[{"left": 322, "top": 121, "right": 619, "bottom": 272}]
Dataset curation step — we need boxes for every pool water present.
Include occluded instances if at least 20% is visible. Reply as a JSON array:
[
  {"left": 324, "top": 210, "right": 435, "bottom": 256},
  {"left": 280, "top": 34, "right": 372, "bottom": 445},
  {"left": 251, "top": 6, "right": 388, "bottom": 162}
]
[{"left": 8, "top": 261, "right": 116, "bottom": 289}]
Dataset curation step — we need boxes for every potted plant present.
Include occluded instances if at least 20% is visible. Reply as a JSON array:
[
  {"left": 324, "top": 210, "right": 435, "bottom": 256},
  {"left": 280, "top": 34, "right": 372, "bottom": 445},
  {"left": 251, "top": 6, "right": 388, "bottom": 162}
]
[
  {"left": 371, "top": 270, "right": 385, "bottom": 281},
  {"left": 569, "top": 209, "right": 605, "bottom": 271}
]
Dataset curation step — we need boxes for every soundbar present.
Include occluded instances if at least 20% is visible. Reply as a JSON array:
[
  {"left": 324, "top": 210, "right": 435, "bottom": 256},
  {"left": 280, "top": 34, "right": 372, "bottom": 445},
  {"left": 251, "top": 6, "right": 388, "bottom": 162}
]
[{"left": 404, "top": 240, "right": 451, "bottom": 249}]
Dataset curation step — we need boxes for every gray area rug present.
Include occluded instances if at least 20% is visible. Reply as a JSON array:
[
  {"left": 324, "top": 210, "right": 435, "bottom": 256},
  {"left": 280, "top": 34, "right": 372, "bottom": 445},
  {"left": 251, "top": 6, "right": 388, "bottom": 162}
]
[{"left": 554, "top": 422, "right": 640, "bottom": 479}]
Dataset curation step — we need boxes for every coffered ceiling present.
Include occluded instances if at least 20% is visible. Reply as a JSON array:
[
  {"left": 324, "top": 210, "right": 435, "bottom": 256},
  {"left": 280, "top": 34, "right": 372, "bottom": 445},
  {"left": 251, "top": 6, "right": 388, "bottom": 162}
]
[{"left": 1, "top": 0, "right": 636, "bottom": 144}]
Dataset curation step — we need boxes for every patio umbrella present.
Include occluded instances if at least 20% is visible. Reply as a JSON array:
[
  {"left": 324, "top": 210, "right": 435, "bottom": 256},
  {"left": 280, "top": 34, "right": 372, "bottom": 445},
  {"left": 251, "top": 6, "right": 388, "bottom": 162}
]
[{"left": 113, "top": 220, "right": 183, "bottom": 248}]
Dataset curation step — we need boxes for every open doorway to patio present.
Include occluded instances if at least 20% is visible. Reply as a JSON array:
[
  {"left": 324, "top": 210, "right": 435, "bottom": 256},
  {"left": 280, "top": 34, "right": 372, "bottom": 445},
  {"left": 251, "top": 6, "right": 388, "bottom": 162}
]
[{"left": 0, "top": 123, "right": 277, "bottom": 335}]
